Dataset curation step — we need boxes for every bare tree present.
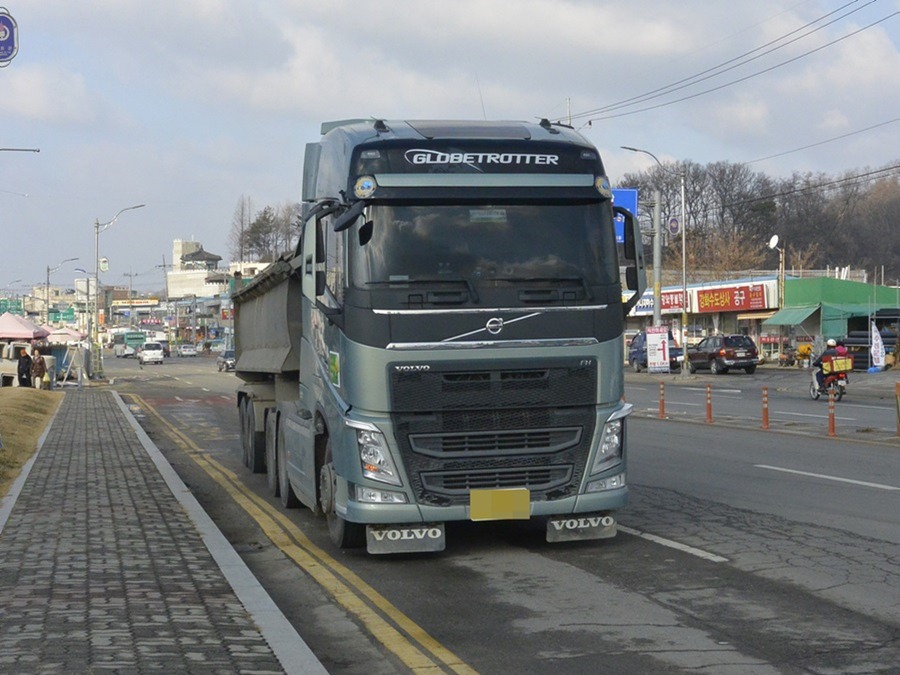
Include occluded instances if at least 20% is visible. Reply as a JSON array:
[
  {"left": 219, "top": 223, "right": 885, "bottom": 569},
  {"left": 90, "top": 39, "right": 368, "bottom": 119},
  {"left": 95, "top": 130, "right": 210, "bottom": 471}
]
[{"left": 228, "top": 196, "right": 253, "bottom": 263}]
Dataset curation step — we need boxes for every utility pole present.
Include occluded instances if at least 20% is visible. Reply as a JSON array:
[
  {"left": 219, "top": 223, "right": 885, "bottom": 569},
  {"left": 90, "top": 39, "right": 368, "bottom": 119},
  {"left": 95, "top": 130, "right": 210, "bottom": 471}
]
[{"left": 651, "top": 189, "right": 662, "bottom": 327}]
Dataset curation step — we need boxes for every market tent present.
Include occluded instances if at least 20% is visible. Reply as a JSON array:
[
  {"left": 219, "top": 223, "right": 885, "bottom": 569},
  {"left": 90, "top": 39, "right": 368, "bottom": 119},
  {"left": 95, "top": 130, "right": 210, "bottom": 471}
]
[
  {"left": 0, "top": 312, "right": 50, "bottom": 340},
  {"left": 762, "top": 305, "right": 819, "bottom": 326},
  {"left": 47, "top": 327, "right": 86, "bottom": 344}
]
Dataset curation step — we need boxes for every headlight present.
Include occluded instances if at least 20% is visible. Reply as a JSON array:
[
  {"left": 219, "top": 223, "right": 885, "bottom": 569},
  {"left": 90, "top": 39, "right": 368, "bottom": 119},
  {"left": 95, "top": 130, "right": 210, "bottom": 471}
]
[
  {"left": 349, "top": 422, "right": 402, "bottom": 486},
  {"left": 590, "top": 406, "right": 630, "bottom": 475}
]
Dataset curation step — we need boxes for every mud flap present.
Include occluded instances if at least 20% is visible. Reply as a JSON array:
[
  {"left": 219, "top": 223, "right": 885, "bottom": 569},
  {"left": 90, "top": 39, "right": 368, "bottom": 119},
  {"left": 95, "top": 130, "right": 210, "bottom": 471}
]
[
  {"left": 546, "top": 513, "right": 616, "bottom": 543},
  {"left": 366, "top": 523, "right": 446, "bottom": 554}
]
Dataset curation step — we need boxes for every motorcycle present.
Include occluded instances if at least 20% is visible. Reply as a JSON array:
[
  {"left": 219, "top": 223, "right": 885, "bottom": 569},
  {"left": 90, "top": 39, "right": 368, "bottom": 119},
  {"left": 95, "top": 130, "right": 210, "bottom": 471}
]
[{"left": 809, "top": 367, "right": 848, "bottom": 401}]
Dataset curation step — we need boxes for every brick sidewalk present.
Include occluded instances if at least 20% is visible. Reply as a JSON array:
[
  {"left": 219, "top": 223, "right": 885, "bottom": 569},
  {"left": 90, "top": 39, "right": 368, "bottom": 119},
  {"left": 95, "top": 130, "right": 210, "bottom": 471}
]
[{"left": 0, "top": 389, "right": 323, "bottom": 674}]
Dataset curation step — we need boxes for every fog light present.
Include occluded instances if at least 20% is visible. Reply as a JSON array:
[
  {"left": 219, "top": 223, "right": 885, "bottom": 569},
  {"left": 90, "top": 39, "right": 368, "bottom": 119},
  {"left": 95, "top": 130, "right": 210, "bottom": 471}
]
[
  {"left": 586, "top": 472, "right": 626, "bottom": 493},
  {"left": 356, "top": 486, "right": 408, "bottom": 504}
]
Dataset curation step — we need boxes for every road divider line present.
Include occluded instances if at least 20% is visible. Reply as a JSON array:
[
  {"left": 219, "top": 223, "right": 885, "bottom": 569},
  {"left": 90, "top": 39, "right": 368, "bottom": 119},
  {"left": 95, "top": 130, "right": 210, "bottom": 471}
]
[
  {"left": 755, "top": 464, "right": 900, "bottom": 491},
  {"left": 775, "top": 411, "right": 855, "bottom": 421},
  {"left": 618, "top": 526, "right": 728, "bottom": 563},
  {"left": 131, "top": 395, "right": 474, "bottom": 675}
]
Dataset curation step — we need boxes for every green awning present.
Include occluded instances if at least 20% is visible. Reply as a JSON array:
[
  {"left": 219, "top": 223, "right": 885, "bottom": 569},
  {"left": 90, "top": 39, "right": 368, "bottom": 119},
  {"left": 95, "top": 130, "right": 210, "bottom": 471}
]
[{"left": 762, "top": 305, "right": 819, "bottom": 326}]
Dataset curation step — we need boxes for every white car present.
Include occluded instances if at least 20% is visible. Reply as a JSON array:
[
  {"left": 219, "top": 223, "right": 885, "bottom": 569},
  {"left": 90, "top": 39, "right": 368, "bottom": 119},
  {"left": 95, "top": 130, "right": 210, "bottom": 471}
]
[
  {"left": 138, "top": 341, "right": 165, "bottom": 365},
  {"left": 178, "top": 344, "right": 198, "bottom": 357}
]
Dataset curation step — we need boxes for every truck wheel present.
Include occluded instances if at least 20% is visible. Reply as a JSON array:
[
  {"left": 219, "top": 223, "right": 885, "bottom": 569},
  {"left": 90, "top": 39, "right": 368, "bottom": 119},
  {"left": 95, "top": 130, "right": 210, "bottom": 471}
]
[
  {"left": 319, "top": 438, "right": 365, "bottom": 549},
  {"left": 265, "top": 412, "right": 280, "bottom": 497},
  {"left": 744, "top": 365, "right": 757, "bottom": 375},
  {"left": 277, "top": 429, "right": 300, "bottom": 509},
  {"left": 239, "top": 398, "right": 250, "bottom": 467},
  {"left": 246, "top": 403, "right": 266, "bottom": 474}
]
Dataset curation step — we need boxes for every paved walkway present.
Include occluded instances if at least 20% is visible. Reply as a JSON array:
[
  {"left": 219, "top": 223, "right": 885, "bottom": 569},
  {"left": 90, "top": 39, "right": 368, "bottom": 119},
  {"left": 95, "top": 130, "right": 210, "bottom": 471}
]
[{"left": 0, "top": 389, "right": 326, "bottom": 674}]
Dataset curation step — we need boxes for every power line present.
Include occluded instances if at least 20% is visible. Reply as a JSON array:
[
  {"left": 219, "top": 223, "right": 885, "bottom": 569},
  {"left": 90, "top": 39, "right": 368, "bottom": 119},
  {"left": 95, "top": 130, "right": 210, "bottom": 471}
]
[
  {"left": 576, "top": 10, "right": 899, "bottom": 124},
  {"left": 574, "top": 0, "right": 871, "bottom": 120},
  {"left": 744, "top": 118, "right": 900, "bottom": 164}
]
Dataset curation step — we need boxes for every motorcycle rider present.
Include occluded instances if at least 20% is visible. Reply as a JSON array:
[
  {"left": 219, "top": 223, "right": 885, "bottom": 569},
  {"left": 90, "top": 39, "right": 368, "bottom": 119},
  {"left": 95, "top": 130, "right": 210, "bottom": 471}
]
[{"left": 813, "top": 338, "right": 838, "bottom": 393}]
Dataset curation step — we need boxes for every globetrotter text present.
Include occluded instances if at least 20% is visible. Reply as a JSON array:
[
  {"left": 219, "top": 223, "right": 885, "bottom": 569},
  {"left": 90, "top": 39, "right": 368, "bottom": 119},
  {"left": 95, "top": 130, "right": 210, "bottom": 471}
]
[{"left": 405, "top": 149, "right": 560, "bottom": 166}]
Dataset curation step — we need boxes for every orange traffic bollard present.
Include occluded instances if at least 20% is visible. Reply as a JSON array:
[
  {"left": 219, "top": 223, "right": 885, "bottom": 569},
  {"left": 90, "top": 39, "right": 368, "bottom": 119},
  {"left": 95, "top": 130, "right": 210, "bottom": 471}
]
[
  {"left": 828, "top": 388, "right": 836, "bottom": 437},
  {"left": 762, "top": 386, "right": 769, "bottom": 430},
  {"left": 706, "top": 384, "right": 713, "bottom": 424},
  {"left": 659, "top": 381, "right": 665, "bottom": 419}
]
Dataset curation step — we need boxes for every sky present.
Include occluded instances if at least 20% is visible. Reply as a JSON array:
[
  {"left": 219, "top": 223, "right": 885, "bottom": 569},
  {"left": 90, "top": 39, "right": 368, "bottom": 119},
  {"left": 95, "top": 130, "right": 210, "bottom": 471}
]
[{"left": 2, "top": 0, "right": 900, "bottom": 295}]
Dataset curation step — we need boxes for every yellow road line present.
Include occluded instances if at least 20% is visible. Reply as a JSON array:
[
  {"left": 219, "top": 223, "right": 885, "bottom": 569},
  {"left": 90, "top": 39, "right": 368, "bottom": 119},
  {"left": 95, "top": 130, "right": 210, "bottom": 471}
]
[{"left": 132, "top": 395, "right": 476, "bottom": 675}]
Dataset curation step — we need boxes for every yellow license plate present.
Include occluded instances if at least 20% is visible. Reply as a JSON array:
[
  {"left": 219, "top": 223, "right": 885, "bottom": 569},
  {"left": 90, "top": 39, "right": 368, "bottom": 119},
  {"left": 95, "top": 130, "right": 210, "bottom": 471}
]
[{"left": 469, "top": 488, "right": 531, "bottom": 521}]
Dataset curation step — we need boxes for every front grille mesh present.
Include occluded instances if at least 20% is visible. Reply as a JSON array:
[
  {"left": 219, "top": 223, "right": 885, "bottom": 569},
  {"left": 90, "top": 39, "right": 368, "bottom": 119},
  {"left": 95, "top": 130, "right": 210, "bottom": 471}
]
[{"left": 389, "top": 359, "right": 596, "bottom": 506}]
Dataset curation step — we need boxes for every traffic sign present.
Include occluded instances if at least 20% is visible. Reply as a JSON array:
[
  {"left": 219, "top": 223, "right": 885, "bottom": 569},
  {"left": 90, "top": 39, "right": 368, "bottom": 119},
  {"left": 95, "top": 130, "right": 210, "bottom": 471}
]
[{"left": 0, "top": 8, "right": 19, "bottom": 66}]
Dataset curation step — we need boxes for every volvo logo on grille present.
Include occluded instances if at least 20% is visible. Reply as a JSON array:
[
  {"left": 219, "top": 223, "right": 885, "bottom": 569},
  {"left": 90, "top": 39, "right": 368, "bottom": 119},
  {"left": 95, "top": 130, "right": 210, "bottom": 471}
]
[
  {"left": 394, "top": 364, "right": 430, "bottom": 372},
  {"left": 486, "top": 317, "right": 504, "bottom": 335}
]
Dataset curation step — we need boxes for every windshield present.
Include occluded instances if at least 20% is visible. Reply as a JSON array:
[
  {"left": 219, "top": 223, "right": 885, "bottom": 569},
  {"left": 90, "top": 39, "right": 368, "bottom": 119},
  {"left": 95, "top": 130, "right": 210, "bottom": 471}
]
[{"left": 349, "top": 203, "right": 617, "bottom": 288}]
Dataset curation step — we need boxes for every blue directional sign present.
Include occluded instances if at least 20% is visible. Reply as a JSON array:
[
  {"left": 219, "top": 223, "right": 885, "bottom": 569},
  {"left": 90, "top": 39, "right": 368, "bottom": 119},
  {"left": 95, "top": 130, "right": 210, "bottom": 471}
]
[
  {"left": 0, "top": 8, "right": 18, "bottom": 66},
  {"left": 612, "top": 188, "right": 638, "bottom": 244}
]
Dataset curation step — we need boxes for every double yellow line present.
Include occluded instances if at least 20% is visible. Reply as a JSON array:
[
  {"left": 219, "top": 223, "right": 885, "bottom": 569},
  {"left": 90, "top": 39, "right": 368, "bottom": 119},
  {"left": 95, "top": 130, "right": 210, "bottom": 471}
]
[{"left": 132, "top": 394, "right": 476, "bottom": 674}]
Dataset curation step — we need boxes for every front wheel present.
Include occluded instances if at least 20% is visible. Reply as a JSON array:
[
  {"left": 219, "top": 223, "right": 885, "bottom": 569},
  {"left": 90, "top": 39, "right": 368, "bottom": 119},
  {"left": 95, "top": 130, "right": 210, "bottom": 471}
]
[
  {"left": 809, "top": 381, "right": 821, "bottom": 400},
  {"left": 319, "top": 438, "right": 366, "bottom": 549}
]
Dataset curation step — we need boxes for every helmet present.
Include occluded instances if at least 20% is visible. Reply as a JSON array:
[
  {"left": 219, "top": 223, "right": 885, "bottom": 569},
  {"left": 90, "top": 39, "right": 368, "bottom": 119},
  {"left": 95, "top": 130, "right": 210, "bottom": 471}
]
[{"left": 826, "top": 338, "right": 836, "bottom": 347}]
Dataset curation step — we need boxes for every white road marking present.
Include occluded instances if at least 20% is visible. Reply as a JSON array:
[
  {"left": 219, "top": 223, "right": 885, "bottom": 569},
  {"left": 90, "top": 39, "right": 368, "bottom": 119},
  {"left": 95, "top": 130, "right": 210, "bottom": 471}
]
[
  {"left": 755, "top": 465, "right": 900, "bottom": 491},
  {"left": 775, "top": 410, "right": 855, "bottom": 421},
  {"left": 618, "top": 526, "right": 729, "bottom": 563}
]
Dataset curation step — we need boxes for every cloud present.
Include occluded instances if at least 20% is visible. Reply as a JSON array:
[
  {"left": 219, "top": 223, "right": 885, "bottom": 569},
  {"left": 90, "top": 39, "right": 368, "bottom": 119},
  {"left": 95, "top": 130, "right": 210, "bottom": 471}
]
[{"left": 0, "top": 64, "right": 95, "bottom": 123}]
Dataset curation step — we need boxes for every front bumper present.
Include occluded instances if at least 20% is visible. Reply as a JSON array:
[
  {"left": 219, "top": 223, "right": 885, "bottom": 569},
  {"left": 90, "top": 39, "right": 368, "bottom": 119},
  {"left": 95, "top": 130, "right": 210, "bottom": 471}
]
[{"left": 343, "top": 483, "right": 627, "bottom": 525}]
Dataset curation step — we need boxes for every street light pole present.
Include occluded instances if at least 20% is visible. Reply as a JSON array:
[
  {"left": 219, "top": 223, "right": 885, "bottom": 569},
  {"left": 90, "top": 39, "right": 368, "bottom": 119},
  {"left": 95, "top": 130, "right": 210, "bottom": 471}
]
[
  {"left": 45, "top": 258, "right": 78, "bottom": 325},
  {"left": 622, "top": 145, "right": 689, "bottom": 377},
  {"left": 93, "top": 204, "right": 145, "bottom": 378}
]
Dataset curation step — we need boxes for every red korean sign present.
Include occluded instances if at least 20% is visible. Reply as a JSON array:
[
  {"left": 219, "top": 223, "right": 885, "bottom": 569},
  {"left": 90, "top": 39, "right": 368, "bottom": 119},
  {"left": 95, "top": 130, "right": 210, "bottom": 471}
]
[{"left": 697, "top": 284, "right": 767, "bottom": 314}]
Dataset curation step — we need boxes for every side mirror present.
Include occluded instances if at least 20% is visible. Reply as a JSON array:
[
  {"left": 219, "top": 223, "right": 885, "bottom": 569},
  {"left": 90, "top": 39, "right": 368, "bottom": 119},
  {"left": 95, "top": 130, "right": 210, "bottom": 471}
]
[
  {"left": 333, "top": 200, "right": 366, "bottom": 232},
  {"left": 616, "top": 205, "right": 647, "bottom": 315}
]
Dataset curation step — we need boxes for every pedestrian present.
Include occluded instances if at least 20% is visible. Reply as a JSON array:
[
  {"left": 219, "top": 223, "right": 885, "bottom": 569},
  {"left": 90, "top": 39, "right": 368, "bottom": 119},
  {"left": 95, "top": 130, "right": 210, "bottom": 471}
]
[
  {"left": 31, "top": 349, "right": 48, "bottom": 390},
  {"left": 17, "top": 348, "right": 33, "bottom": 388}
]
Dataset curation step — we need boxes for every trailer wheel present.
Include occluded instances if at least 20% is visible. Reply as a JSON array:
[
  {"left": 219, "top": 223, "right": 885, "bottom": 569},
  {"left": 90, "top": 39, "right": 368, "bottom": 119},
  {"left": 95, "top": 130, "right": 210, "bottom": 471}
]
[
  {"left": 277, "top": 426, "right": 300, "bottom": 509},
  {"left": 320, "top": 438, "right": 366, "bottom": 549},
  {"left": 265, "top": 411, "right": 280, "bottom": 497},
  {"left": 239, "top": 398, "right": 250, "bottom": 467},
  {"left": 246, "top": 402, "right": 266, "bottom": 474}
]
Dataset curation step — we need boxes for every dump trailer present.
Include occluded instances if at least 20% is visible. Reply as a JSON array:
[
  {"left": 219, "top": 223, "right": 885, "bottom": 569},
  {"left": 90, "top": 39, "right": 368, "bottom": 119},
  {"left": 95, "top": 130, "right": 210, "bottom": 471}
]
[{"left": 233, "top": 118, "right": 646, "bottom": 554}]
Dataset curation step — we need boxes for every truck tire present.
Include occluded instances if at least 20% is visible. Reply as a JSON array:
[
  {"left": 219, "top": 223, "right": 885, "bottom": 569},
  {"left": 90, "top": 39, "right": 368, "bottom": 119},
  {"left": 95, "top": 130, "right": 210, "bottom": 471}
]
[
  {"left": 245, "top": 402, "right": 266, "bottom": 474},
  {"left": 277, "top": 427, "right": 300, "bottom": 509},
  {"left": 265, "top": 412, "right": 280, "bottom": 497},
  {"left": 239, "top": 398, "right": 250, "bottom": 464},
  {"left": 320, "top": 437, "right": 366, "bottom": 549}
]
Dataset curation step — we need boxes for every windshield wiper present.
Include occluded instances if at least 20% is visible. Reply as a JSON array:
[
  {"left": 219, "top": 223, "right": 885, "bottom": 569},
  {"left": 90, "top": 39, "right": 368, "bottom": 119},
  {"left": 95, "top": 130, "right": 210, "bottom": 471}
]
[
  {"left": 492, "top": 276, "right": 593, "bottom": 301},
  {"left": 366, "top": 276, "right": 480, "bottom": 304}
]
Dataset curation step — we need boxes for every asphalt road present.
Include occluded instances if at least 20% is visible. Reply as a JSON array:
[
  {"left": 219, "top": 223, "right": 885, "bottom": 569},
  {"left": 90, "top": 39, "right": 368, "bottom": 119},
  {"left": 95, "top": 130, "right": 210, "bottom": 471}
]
[{"left": 105, "top": 355, "right": 900, "bottom": 674}]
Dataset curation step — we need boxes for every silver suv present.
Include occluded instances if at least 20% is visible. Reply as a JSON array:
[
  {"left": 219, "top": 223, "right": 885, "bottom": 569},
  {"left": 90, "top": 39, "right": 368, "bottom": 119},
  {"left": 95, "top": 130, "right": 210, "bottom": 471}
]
[{"left": 138, "top": 341, "right": 165, "bottom": 366}]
